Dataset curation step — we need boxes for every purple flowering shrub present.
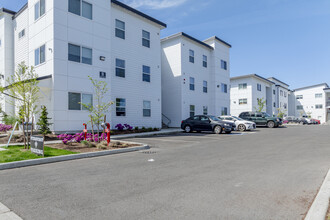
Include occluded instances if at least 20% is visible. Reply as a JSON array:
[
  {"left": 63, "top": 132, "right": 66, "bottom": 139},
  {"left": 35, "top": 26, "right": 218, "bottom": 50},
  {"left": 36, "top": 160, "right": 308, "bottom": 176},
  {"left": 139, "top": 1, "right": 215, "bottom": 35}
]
[
  {"left": 57, "top": 132, "right": 107, "bottom": 145},
  {"left": 0, "top": 124, "right": 13, "bottom": 132},
  {"left": 115, "top": 123, "right": 133, "bottom": 131}
]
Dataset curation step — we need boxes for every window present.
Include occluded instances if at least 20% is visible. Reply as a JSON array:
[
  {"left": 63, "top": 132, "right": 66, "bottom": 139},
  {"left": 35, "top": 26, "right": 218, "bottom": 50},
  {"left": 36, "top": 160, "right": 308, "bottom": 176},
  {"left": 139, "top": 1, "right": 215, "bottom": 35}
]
[
  {"left": 280, "top": 90, "right": 283, "bottom": 96},
  {"left": 142, "top": 30, "right": 150, "bottom": 48},
  {"left": 239, "top": 83, "right": 247, "bottom": 90},
  {"left": 115, "top": 19, "right": 125, "bottom": 39},
  {"left": 68, "top": 44, "right": 92, "bottom": 65},
  {"left": 273, "top": 102, "right": 276, "bottom": 107},
  {"left": 116, "top": 59, "right": 125, "bottom": 78},
  {"left": 68, "top": 92, "right": 92, "bottom": 110},
  {"left": 143, "top": 101, "right": 151, "bottom": 117},
  {"left": 296, "top": 95, "right": 303, "bottom": 99},
  {"left": 203, "top": 81, "right": 207, "bottom": 93},
  {"left": 221, "top": 107, "right": 228, "bottom": 115},
  {"left": 35, "top": 0, "right": 45, "bottom": 21},
  {"left": 82, "top": 1, "right": 92, "bottom": 19},
  {"left": 189, "top": 50, "right": 194, "bottom": 63},
  {"left": 203, "top": 55, "right": 207, "bottom": 68},
  {"left": 203, "top": 106, "right": 208, "bottom": 115},
  {"left": 200, "top": 116, "right": 209, "bottom": 121},
  {"left": 189, "top": 77, "right": 195, "bottom": 91},
  {"left": 82, "top": 47, "right": 92, "bottom": 65},
  {"left": 68, "top": 92, "right": 81, "bottom": 110},
  {"left": 284, "top": 92, "right": 287, "bottom": 97},
  {"left": 18, "top": 29, "right": 25, "bottom": 39},
  {"left": 116, "top": 98, "right": 126, "bottom": 116},
  {"left": 142, "top": 65, "right": 150, "bottom": 82},
  {"left": 257, "top": 84, "right": 261, "bottom": 91},
  {"left": 221, "top": 83, "right": 228, "bottom": 93},
  {"left": 34, "top": 44, "right": 45, "bottom": 66},
  {"left": 284, "top": 103, "right": 287, "bottom": 109},
  {"left": 273, "top": 90, "right": 276, "bottom": 95},
  {"left": 315, "top": 93, "right": 323, "bottom": 98},
  {"left": 221, "top": 60, "right": 227, "bottom": 70},
  {"left": 190, "top": 105, "right": 195, "bottom": 117},
  {"left": 315, "top": 104, "right": 323, "bottom": 109},
  {"left": 239, "top": 99, "right": 247, "bottom": 105},
  {"left": 69, "top": 0, "right": 92, "bottom": 19},
  {"left": 297, "top": 105, "right": 303, "bottom": 110},
  {"left": 82, "top": 94, "right": 93, "bottom": 110}
]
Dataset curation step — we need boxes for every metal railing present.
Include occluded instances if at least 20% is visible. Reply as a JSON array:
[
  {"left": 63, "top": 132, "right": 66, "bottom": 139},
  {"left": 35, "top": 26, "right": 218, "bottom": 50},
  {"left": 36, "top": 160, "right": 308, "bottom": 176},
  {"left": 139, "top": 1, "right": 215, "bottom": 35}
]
[{"left": 162, "top": 114, "right": 171, "bottom": 128}]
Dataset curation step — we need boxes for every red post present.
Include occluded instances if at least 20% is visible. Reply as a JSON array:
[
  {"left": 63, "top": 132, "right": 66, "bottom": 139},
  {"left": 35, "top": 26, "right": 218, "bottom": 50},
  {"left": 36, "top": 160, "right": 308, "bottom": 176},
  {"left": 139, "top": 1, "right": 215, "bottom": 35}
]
[
  {"left": 105, "top": 123, "right": 110, "bottom": 146},
  {"left": 83, "top": 123, "right": 87, "bottom": 140}
]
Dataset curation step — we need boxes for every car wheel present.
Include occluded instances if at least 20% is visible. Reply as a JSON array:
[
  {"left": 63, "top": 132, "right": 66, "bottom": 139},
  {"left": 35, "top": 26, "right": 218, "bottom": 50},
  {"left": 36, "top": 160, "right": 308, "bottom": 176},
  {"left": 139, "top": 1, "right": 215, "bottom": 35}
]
[
  {"left": 267, "top": 121, "right": 275, "bottom": 128},
  {"left": 238, "top": 124, "right": 246, "bottom": 132},
  {"left": 184, "top": 125, "right": 192, "bottom": 133},
  {"left": 214, "top": 125, "right": 222, "bottom": 134}
]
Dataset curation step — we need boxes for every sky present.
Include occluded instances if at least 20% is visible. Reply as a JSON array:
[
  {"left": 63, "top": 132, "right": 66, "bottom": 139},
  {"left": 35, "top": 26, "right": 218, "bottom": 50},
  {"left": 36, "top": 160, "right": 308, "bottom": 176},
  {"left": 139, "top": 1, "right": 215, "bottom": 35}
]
[{"left": 1, "top": 0, "right": 330, "bottom": 89}]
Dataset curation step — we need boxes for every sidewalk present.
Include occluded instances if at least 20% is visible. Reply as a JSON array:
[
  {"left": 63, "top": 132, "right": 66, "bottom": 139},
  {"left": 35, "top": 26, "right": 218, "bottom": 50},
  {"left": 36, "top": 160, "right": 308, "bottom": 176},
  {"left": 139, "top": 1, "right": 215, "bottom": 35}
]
[{"left": 0, "top": 128, "right": 182, "bottom": 148}]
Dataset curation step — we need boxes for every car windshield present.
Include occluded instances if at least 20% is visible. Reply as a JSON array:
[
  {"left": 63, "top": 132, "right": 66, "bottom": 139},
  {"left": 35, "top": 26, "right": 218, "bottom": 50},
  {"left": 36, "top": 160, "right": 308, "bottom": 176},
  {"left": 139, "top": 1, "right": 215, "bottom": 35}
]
[
  {"left": 209, "top": 116, "right": 220, "bottom": 121},
  {"left": 232, "top": 116, "right": 243, "bottom": 121}
]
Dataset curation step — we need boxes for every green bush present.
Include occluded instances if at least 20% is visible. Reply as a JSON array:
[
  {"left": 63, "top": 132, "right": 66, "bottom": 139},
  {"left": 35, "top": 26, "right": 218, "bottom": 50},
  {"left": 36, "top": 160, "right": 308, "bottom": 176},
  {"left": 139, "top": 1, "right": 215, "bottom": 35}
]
[
  {"left": 81, "top": 140, "right": 89, "bottom": 147},
  {"left": 3, "top": 115, "right": 18, "bottom": 126},
  {"left": 147, "top": 127, "right": 153, "bottom": 132},
  {"left": 134, "top": 126, "right": 139, "bottom": 130},
  {"left": 141, "top": 126, "right": 146, "bottom": 130},
  {"left": 153, "top": 127, "right": 159, "bottom": 131}
]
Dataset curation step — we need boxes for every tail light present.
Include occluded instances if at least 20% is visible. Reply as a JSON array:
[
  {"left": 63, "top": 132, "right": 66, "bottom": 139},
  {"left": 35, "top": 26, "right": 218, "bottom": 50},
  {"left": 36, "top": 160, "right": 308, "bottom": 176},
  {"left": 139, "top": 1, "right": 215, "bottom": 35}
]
[{"left": 181, "top": 121, "right": 183, "bottom": 124}]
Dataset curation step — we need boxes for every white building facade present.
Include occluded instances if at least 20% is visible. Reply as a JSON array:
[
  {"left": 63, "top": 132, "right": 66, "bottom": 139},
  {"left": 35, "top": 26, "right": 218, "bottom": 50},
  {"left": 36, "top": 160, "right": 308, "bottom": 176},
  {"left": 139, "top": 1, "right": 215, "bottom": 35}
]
[
  {"left": 230, "top": 74, "right": 276, "bottom": 117},
  {"left": 291, "top": 83, "right": 330, "bottom": 123},
  {"left": 0, "top": 0, "right": 166, "bottom": 132},
  {"left": 161, "top": 33, "right": 231, "bottom": 127}
]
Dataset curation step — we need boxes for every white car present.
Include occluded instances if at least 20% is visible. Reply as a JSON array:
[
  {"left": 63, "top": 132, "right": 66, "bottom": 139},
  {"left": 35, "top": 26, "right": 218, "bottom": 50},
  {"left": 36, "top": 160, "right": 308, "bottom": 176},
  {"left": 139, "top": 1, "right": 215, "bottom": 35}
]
[{"left": 218, "top": 115, "right": 256, "bottom": 132}]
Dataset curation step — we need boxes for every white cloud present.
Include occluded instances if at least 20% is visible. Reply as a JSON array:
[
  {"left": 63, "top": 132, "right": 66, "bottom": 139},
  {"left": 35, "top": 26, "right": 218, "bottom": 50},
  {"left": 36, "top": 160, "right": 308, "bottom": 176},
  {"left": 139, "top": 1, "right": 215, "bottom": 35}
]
[{"left": 124, "top": 0, "right": 188, "bottom": 10}]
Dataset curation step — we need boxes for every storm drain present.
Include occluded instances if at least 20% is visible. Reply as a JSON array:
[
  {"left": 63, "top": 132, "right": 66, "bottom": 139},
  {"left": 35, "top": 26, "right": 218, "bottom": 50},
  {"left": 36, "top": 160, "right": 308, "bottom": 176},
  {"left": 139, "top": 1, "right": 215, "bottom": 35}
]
[{"left": 141, "top": 150, "right": 157, "bottom": 154}]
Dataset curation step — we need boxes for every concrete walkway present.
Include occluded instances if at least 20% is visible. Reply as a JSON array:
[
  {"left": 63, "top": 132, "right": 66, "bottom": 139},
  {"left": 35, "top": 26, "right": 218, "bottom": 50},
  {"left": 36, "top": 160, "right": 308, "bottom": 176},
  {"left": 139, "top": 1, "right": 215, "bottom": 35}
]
[
  {"left": 0, "top": 203, "right": 22, "bottom": 220},
  {"left": 0, "top": 128, "right": 182, "bottom": 148}
]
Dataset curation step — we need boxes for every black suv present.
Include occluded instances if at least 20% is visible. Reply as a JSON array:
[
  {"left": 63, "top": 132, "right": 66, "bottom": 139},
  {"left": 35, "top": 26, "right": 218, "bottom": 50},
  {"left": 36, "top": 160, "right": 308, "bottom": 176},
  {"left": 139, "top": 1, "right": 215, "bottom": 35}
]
[
  {"left": 239, "top": 112, "right": 282, "bottom": 128},
  {"left": 181, "top": 115, "right": 234, "bottom": 134}
]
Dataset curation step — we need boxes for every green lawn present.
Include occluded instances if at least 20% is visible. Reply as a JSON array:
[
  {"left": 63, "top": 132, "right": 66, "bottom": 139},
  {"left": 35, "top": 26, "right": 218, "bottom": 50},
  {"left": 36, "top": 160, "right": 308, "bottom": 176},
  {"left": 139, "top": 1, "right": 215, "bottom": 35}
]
[{"left": 0, "top": 145, "right": 77, "bottom": 163}]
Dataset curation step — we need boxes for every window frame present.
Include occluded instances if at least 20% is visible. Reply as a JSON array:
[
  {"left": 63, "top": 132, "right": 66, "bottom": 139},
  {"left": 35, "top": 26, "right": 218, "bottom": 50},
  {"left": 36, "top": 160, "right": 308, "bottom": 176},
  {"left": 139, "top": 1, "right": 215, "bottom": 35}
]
[
  {"left": 68, "top": 0, "right": 93, "bottom": 20},
  {"left": 221, "top": 83, "right": 228, "bottom": 93},
  {"left": 116, "top": 98, "right": 126, "bottom": 117},
  {"left": 315, "top": 93, "right": 323, "bottom": 98},
  {"left": 18, "top": 29, "right": 25, "bottom": 39},
  {"left": 221, "top": 60, "right": 227, "bottom": 70},
  {"left": 34, "top": 0, "right": 46, "bottom": 21},
  {"left": 296, "top": 95, "right": 303, "bottom": 100},
  {"left": 221, "top": 107, "right": 228, "bottom": 116},
  {"left": 143, "top": 100, "right": 151, "bottom": 117},
  {"left": 115, "top": 19, "right": 125, "bottom": 39},
  {"left": 189, "top": 50, "right": 194, "bottom": 63},
  {"left": 202, "top": 55, "right": 207, "bottom": 68},
  {"left": 203, "top": 81, "right": 208, "bottom": 93},
  {"left": 142, "top": 30, "right": 150, "bottom": 48},
  {"left": 297, "top": 105, "right": 303, "bottom": 110},
  {"left": 315, "top": 104, "right": 323, "bottom": 109},
  {"left": 142, "top": 65, "right": 151, "bottom": 82},
  {"left": 238, "top": 83, "right": 247, "bottom": 90},
  {"left": 189, "top": 77, "right": 195, "bottom": 91},
  {"left": 239, "top": 98, "right": 248, "bottom": 105},
  {"left": 203, "top": 106, "right": 208, "bottom": 115},
  {"left": 190, "top": 105, "right": 195, "bottom": 117},
  {"left": 34, "top": 44, "right": 46, "bottom": 66},
  {"left": 68, "top": 92, "right": 93, "bottom": 111},
  {"left": 257, "top": 83, "right": 262, "bottom": 91},
  {"left": 68, "top": 43, "right": 92, "bottom": 65},
  {"left": 115, "top": 58, "right": 126, "bottom": 78}
]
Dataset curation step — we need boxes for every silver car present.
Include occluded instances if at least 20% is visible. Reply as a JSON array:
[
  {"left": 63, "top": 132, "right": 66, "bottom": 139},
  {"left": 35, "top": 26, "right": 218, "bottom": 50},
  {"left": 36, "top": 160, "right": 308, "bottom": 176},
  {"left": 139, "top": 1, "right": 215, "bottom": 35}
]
[{"left": 218, "top": 115, "right": 256, "bottom": 132}]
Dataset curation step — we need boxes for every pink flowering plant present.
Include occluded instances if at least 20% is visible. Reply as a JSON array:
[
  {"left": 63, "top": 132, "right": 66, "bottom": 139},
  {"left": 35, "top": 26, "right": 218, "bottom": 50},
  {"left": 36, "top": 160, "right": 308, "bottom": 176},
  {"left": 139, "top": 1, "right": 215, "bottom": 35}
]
[
  {"left": 115, "top": 123, "right": 133, "bottom": 131},
  {"left": 58, "top": 132, "right": 107, "bottom": 145},
  {"left": 0, "top": 124, "right": 13, "bottom": 132}
]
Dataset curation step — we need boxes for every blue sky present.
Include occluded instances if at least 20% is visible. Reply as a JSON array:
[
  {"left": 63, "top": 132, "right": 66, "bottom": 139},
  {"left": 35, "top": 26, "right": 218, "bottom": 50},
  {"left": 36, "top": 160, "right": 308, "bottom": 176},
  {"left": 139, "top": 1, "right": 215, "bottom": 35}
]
[{"left": 1, "top": 0, "right": 330, "bottom": 89}]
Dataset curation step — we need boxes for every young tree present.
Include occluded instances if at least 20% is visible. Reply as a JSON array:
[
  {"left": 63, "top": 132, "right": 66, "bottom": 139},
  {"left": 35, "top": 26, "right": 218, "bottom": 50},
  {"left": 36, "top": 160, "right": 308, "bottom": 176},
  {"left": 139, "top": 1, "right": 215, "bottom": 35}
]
[
  {"left": 277, "top": 108, "right": 286, "bottom": 119},
  {"left": 255, "top": 98, "right": 266, "bottom": 112},
  {"left": 6, "top": 62, "right": 40, "bottom": 149},
  {"left": 37, "top": 105, "right": 52, "bottom": 138},
  {"left": 81, "top": 76, "right": 113, "bottom": 142}
]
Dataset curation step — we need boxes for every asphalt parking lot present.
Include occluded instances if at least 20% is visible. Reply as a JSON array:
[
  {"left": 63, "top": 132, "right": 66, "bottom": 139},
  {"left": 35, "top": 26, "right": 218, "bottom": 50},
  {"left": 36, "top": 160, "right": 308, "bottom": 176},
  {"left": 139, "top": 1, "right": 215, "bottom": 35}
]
[{"left": 0, "top": 125, "right": 330, "bottom": 220}]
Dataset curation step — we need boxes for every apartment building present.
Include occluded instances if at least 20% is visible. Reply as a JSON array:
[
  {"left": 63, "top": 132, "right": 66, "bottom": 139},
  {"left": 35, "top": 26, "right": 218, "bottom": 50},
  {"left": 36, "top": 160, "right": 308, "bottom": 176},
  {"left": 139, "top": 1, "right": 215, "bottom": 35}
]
[
  {"left": 230, "top": 74, "right": 276, "bottom": 116},
  {"left": 292, "top": 83, "right": 330, "bottom": 123},
  {"left": 161, "top": 33, "right": 231, "bottom": 127},
  {"left": 267, "top": 77, "right": 290, "bottom": 116},
  {"left": 0, "top": 0, "right": 166, "bottom": 132}
]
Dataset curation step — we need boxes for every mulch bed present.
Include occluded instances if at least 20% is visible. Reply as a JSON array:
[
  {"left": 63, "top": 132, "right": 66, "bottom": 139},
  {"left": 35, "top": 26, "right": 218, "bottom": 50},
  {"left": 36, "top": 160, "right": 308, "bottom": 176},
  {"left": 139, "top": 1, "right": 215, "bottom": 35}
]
[
  {"left": 48, "top": 141, "right": 140, "bottom": 153},
  {"left": 0, "top": 133, "right": 59, "bottom": 144}
]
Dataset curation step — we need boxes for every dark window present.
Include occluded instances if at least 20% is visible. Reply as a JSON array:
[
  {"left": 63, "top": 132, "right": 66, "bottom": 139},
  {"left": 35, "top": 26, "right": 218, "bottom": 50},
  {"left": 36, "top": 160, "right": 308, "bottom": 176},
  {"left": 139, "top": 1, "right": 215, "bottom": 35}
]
[
  {"left": 189, "top": 50, "right": 194, "bottom": 63},
  {"left": 35, "top": 44, "right": 46, "bottom": 66},
  {"left": 221, "top": 107, "right": 228, "bottom": 115},
  {"left": 68, "top": 44, "right": 81, "bottom": 62},
  {"left": 257, "top": 84, "right": 261, "bottom": 91},
  {"left": 142, "top": 65, "right": 150, "bottom": 82},
  {"left": 190, "top": 105, "right": 195, "bottom": 117},
  {"left": 203, "top": 81, "right": 207, "bottom": 93},
  {"left": 203, "top": 106, "right": 208, "bottom": 115},
  {"left": 143, "top": 101, "right": 151, "bottom": 117},
  {"left": 203, "top": 55, "right": 207, "bottom": 68},
  {"left": 69, "top": 0, "right": 81, "bottom": 16},
  {"left": 189, "top": 77, "right": 195, "bottom": 91},
  {"left": 115, "top": 19, "right": 125, "bottom": 39},
  {"left": 82, "top": 47, "right": 92, "bottom": 65},
  {"left": 82, "top": 1, "right": 92, "bottom": 19},
  {"left": 221, "top": 83, "right": 227, "bottom": 93},
  {"left": 273, "top": 90, "right": 275, "bottom": 95},
  {"left": 221, "top": 60, "right": 227, "bottom": 70},
  {"left": 68, "top": 92, "right": 81, "bottom": 110},
  {"left": 200, "top": 116, "right": 209, "bottom": 121},
  {"left": 142, "top": 30, "right": 150, "bottom": 48},
  {"left": 116, "top": 59, "right": 125, "bottom": 78},
  {"left": 116, "top": 98, "right": 126, "bottom": 116},
  {"left": 35, "top": 0, "right": 45, "bottom": 20},
  {"left": 239, "top": 83, "right": 247, "bottom": 90}
]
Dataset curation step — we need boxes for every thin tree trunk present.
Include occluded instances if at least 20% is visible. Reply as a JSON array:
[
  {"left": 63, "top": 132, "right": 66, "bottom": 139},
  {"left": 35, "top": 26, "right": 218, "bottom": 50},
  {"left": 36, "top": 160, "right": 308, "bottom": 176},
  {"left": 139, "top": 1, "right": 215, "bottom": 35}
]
[
  {"left": 30, "top": 115, "right": 34, "bottom": 147},
  {"left": 22, "top": 121, "right": 27, "bottom": 149},
  {"left": 90, "top": 116, "right": 95, "bottom": 142}
]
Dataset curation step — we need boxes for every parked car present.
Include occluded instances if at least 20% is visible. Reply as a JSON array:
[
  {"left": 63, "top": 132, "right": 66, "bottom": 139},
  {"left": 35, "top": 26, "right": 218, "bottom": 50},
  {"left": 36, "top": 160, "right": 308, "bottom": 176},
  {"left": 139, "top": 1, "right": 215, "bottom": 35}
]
[
  {"left": 181, "top": 115, "right": 234, "bottom": 134},
  {"left": 218, "top": 115, "right": 256, "bottom": 132},
  {"left": 310, "top": 119, "right": 320, "bottom": 124},
  {"left": 302, "top": 116, "right": 312, "bottom": 124},
  {"left": 239, "top": 112, "right": 282, "bottom": 128},
  {"left": 297, "top": 117, "right": 308, "bottom": 125},
  {"left": 284, "top": 116, "right": 300, "bottom": 124}
]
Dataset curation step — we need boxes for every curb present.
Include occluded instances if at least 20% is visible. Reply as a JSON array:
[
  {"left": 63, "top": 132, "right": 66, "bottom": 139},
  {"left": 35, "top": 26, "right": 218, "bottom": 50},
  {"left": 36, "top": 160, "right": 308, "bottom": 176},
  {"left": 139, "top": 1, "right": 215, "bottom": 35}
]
[
  {"left": 305, "top": 169, "right": 330, "bottom": 220},
  {"left": 0, "top": 142, "right": 149, "bottom": 171},
  {"left": 112, "top": 130, "right": 182, "bottom": 139}
]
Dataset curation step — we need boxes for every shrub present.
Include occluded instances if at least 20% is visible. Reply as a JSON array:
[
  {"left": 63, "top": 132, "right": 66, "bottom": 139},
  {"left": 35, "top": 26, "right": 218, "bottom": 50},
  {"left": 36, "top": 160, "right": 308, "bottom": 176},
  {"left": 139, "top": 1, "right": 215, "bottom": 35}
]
[
  {"left": 134, "top": 126, "right": 139, "bottom": 131},
  {"left": 3, "top": 115, "right": 18, "bottom": 126},
  {"left": 0, "top": 124, "right": 13, "bottom": 132},
  {"left": 57, "top": 132, "right": 107, "bottom": 145},
  {"left": 147, "top": 127, "right": 153, "bottom": 132},
  {"left": 153, "top": 127, "right": 159, "bottom": 131},
  {"left": 124, "top": 124, "right": 133, "bottom": 131},
  {"left": 81, "top": 140, "right": 89, "bottom": 147},
  {"left": 141, "top": 126, "right": 146, "bottom": 130}
]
